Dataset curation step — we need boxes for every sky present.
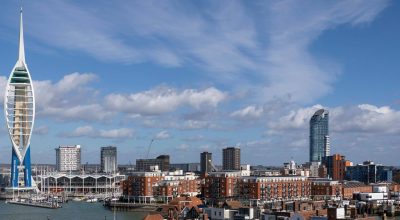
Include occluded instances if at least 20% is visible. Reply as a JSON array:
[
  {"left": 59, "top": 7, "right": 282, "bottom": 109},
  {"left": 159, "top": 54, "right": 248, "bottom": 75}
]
[{"left": 0, "top": 0, "right": 399, "bottom": 166}]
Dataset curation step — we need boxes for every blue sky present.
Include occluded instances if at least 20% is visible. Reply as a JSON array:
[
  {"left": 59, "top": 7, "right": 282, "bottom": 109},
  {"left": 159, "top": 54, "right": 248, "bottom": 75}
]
[{"left": 0, "top": 0, "right": 399, "bottom": 166}]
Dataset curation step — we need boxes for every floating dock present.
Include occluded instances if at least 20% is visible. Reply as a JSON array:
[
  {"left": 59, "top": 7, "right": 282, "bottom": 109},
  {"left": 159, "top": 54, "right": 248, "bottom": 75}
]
[
  {"left": 104, "top": 201, "right": 158, "bottom": 212},
  {"left": 6, "top": 200, "right": 61, "bottom": 209}
]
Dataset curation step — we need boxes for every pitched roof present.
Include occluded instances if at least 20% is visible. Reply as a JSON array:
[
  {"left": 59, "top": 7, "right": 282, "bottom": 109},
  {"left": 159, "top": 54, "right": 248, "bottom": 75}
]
[{"left": 143, "top": 213, "right": 163, "bottom": 220}]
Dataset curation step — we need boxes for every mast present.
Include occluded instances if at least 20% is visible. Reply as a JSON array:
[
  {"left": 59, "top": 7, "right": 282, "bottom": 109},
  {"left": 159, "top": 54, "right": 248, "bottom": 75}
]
[{"left": 18, "top": 7, "right": 26, "bottom": 65}]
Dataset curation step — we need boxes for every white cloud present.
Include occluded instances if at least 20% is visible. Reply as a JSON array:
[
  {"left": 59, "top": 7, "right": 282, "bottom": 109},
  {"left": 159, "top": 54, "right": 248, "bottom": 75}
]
[
  {"left": 105, "top": 86, "right": 226, "bottom": 116},
  {"left": 154, "top": 130, "right": 171, "bottom": 140},
  {"left": 267, "top": 104, "right": 400, "bottom": 135},
  {"left": 0, "top": 72, "right": 111, "bottom": 122},
  {"left": 39, "top": 104, "right": 113, "bottom": 122},
  {"left": 98, "top": 128, "right": 135, "bottom": 139},
  {"left": 259, "top": 0, "right": 389, "bottom": 103},
  {"left": 268, "top": 104, "right": 324, "bottom": 131},
  {"left": 62, "top": 126, "right": 135, "bottom": 139},
  {"left": 142, "top": 118, "right": 215, "bottom": 130},
  {"left": 32, "top": 73, "right": 111, "bottom": 122},
  {"left": 231, "top": 105, "right": 264, "bottom": 120},
  {"left": 8, "top": 1, "right": 387, "bottom": 104},
  {"left": 331, "top": 104, "right": 400, "bottom": 134}
]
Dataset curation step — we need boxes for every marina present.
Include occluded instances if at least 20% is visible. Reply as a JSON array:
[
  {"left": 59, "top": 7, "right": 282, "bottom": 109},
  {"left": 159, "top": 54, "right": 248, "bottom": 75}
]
[{"left": 0, "top": 200, "right": 147, "bottom": 220}]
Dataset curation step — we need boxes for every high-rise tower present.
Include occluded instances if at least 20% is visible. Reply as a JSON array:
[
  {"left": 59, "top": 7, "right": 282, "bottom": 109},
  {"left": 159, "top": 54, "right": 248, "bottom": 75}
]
[
  {"left": 309, "top": 109, "right": 329, "bottom": 163},
  {"left": 4, "top": 8, "right": 35, "bottom": 188},
  {"left": 200, "top": 152, "right": 212, "bottom": 174},
  {"left": 101, "top": 146, "right": 117, "bottom": 173},
  {"left": 222, "top": 147, "right": 240, "bottom": 170}
]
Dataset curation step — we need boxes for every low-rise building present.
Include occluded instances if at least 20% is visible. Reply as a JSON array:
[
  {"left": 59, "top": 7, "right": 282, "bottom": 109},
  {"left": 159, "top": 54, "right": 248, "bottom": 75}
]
[
  {"left": 204, "top": 171, "right": 311, "bottom": 201},
  {"left": 311, "top": 179, "right": 341, "bottom": 200},
  {"left": 342, "top": 181, "right": 372, "bottom": 199},
  {"left": 122, "top": 170, "right": 201, "bottom": 202},
  {"left": 136, "top": 155, "right": 170, "bottom": 172},
  {"left": 346, "top": 161, "right": 392, "bottom": 184},
  {"left": 122, "top": 170, "right": 163, "bottom": 201},
  {"left": 153, "top": 170, "right": 200, "bottom": 198},
  {"left": 38, "top": 173, "right": 124, "bottom": 195},
  {"left": 238, "top": 176, "right": 311, "bottom": 200}
]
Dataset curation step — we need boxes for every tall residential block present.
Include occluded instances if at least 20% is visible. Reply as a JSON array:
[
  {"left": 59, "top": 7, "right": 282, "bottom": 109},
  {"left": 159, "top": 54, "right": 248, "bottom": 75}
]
[
  {"left": 222, "top": 147, "right": 240, "bottom": 171},
  {"left": 200, "top": 152, "right": 213, "bottom": 173},
  {"left": 5, "top": 8, "right": 35, "bottom": 188},
  {"left": 56, "top": 145, "right": 81, "bottom": 172},
  {"left": 310, "top": 109, "right": 330, "bottom": 162},
  {"left": 101, "top": 146, "right": 117, "bottom": 173}
]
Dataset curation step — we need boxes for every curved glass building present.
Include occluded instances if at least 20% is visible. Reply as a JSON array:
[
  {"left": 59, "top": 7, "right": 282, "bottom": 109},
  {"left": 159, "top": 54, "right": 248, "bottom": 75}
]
[
  {"left": 309, "top": 109, "right": 329, "bottom": 162},
  {"left": 4, "top": 9, "right": 35, "bottom": 188}
]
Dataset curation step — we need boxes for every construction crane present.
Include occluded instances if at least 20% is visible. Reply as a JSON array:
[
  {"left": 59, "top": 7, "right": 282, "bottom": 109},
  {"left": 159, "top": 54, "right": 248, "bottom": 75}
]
[
  {"left": 209, "top": 159, "right": 218, "bottom": 172},
  {"left": 145, "top": 139, "right": 155, "bottom": 159}
]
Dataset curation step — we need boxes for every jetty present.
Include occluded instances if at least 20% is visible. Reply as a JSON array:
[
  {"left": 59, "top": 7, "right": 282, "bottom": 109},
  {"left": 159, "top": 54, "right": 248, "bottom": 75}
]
[
  {"left": 6, "top": 200, "right": 61, "bottom": 209},
  {"left": 104, "top": 201, "right": 158, "bottom": 212}
]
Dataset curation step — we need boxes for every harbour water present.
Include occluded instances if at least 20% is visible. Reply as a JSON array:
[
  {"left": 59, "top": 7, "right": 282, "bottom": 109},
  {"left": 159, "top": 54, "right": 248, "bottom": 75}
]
[{"left": 0, "top": 200, "right": 147, "bottom": 220}]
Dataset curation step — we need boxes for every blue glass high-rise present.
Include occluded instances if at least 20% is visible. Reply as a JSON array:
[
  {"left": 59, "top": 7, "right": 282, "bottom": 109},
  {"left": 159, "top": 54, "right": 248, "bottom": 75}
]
[{"left": 309, "top": 109, "right": 329, "bottom": 162}]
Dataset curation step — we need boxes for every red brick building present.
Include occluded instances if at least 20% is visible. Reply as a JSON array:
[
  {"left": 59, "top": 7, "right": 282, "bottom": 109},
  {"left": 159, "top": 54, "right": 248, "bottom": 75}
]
[
  {"left": 342, "top": 182, "right": 372, "bottom": 199},
  {"left": 238, "top": 176, "right": 311, "bottom": 200},
  {"left": 122, "top": 171, "right": 163, "bottom": 197},
  {"left": 323, "top": 154, "right": 352, "bottom": 181},
  {"left": 203, "top": 172, "right": 311, "bottom": 200},
  {"left": 311, "top": 180, "right": 342, "bottom": 200},
  {"left": 311, "top": 179, "right": 372, "bottom": 200},
  {"left": 203, "top": 171, "right": 241, "bottom": 198},
  {"left": 123, "top": 170, "right": 201, "bottom": 200},
  {"left": 153, "top": 178, "right": 200, "bottom": 197}
]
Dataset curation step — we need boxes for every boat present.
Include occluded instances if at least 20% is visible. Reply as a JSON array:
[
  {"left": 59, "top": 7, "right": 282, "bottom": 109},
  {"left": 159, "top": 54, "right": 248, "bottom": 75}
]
[
  {"left": 86, "top": 197, "right": 98, "bottom": 203},
  {"left": 72, "top": 197, "right": 84, "bottom": 202}
]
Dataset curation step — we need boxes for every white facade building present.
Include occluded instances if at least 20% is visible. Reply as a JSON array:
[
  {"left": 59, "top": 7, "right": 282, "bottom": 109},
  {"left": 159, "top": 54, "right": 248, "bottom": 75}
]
[{"left": 56, "top": 145, "right": 81, "bottom": 172}]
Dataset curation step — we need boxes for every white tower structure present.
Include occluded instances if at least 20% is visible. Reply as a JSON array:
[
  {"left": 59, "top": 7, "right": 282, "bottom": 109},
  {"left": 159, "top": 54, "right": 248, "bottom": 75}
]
[{"left": 4, "top": 8, "right": 35, "bottom": 188}]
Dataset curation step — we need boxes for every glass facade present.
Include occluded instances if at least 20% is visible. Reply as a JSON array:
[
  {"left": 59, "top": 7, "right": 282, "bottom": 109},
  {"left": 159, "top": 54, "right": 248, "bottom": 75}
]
[{"left": 309, "top": 109, "right": 329, "bottom": 162}]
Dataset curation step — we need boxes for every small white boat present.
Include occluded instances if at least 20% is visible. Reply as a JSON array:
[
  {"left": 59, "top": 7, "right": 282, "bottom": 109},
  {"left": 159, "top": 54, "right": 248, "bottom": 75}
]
[
  {"left": 72, "top": 197, "right": 83, "bottom": 202},
  {"left": 86, "top": 198, "right": 98, "bottom": 203}
]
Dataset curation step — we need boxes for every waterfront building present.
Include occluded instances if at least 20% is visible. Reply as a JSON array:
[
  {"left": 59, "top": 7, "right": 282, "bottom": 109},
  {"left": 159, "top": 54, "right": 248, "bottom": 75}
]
[
  {"left": 100, "top": 146, "right": 117, "bottom": 173},
  {"left": 346, "top": 161, "right": 392, "bottom": 184},
  {"left": 56, "top": 145, "right": 81, "bottom": 172},
  {"left": 122, "top": 170, "right": 201, "bottom": 202},
  {"left": 4, "top": 8, "right": 35, "bottom": 188},
  {"left": 200, "top": 152, "right": 213, "bottom": 174},
  {"left": 136, "top": 155, "right": 170, "bottom": 172},
  {"left": 153, "top": 170, "right": 200, "bottom": 199},
  {"left": 309, "top": 109, "right": 330, "bottom": 162},
  {"left": 222, "top": 147, "right": 241, "bottom": 171},
  {"left": 38, "top": 173, "right": 124, "bottom": 195},
  {"left": 122, "top": 170, "right": 163, "bottom": 201}
]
